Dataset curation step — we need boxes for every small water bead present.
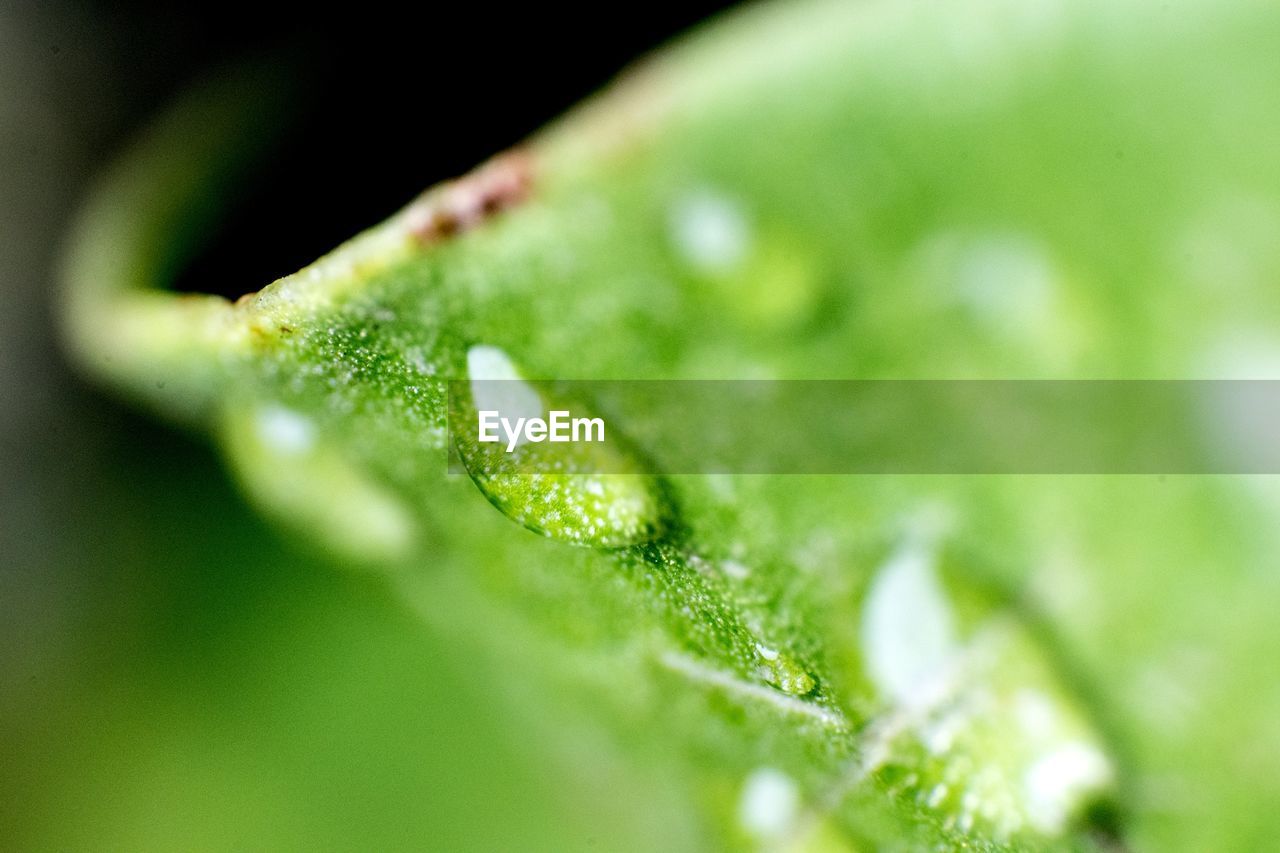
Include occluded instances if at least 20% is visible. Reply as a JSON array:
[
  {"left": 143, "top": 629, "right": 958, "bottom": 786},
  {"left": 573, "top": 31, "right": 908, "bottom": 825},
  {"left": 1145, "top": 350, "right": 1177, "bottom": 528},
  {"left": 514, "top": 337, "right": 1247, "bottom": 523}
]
[
  {"left": 222, "top": 403, "right": 416, "bottom": 564},
  {"left": 1022, "top": 741, "right": 1112, "bottom": 834},
  {"left": 751, "top": 641, "right": 816, "bottom": 695},
  {"left": 668, "top": 186, "right": 822, "bottom": 329},
  {"left": 254, "top": 405, "right": 316, "bottom": 455},
  {"left": 455, "top": 345, "right": 669, "bottom": 548},
  {"left": 861, "top": 543, "right": 957, "bottom": 707},
  {"left": 738, "top": 768, "right": 800, "bottom": 840},
  {"left": 466, "top": 345, "right": 543, "bottom": 429},
  {"left": 854, "top": 540, "right": 1116, "bottom": 841},
  {"left": 669, "top": 188, "right": 751, "bottom": 275},
  {"left": 761, "top": 652, "right": 817, "bottom": 697}
]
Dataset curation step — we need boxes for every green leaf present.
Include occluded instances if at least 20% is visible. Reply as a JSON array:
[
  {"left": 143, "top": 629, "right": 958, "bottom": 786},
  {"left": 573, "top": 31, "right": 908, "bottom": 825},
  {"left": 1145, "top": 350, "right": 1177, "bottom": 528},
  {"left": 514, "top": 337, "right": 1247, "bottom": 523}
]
[{"left": 60, "top": 0, "right": 1280, "bottom": 848}]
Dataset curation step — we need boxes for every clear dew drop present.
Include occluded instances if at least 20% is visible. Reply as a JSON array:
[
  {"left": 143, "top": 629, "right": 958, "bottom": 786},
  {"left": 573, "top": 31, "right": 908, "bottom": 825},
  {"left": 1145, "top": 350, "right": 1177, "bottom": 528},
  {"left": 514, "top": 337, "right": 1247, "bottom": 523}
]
[
  {"left": 222, "top": 403, "right": 415, "bottom": 564},
  {"left": 1023, "top": 741, "right": 1112, "bottom": 834},
  {"left": 254, "top": 404, "right": 316, "bottom": 455},
  {"left": 454, "top": 345, "right": 669, "bottom": 548},
  {"left": 466, "top": 344, "right": 543, "bottom": 443},
  {"left": 861, "top": 543, "right": 957, "bottom": 707},
  {"left": 753, "top": 641, "right": 816, "bottom": 696},
  {"left": 738, "top": 768, "right": 800, "bottom": 839},
  {"left": 762, "top": 652, "right": 817, "bottom": 696},
  {"left": 669, "top": 188, "right": 751, "bottom": 275},
  {"left": 856, "top": 538, "right": 1116, "bottom": 840}
]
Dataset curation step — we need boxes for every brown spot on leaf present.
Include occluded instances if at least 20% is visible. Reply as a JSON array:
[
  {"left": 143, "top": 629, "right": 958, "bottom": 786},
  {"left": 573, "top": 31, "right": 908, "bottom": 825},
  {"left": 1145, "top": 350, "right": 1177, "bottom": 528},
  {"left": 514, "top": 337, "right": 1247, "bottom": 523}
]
[{"left": 407, "top": 150, "right": 534, "bottom": 245}]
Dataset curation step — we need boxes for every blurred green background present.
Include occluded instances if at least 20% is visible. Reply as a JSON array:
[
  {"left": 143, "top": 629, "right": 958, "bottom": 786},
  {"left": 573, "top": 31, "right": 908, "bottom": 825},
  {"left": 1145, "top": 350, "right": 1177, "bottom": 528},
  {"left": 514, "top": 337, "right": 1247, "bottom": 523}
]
[{"left": 0, "top": 3, "right": 730, "bottom": 849}]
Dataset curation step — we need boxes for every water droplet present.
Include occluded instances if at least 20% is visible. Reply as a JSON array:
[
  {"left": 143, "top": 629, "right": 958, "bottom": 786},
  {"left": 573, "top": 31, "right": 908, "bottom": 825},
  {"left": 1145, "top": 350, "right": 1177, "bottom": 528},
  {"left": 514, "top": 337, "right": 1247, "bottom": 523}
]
[
  {"left": 760, "top": 649, "right": 817, "bottom": 696},
  {"left": 467, "top": 345, "right": 543, "bottom": 427},
  {"left": 852, "top": 538, "right": 1115, "bottom": 839},
  {"left": 254, "top": 405, "right": 316, "bottom": 455},
  {"left": 222, "top": 404, "right": 415, "bottom": 564},
  {"left": 911, "top": 230, "right": 1065, "bottom": 354},
  {"left": 669, "top": 188, "right": 751, "bottom": 275},
  {"left": 454, "top": 345, "right": 669, "bottom": 548},
  {"left": 926, "top": 783, "right": 949, "bottom": 808},
  {"left": 952, "top": 232, "right": 1057, "bottom": 331},
  {"left": 861, "top": 543, "right": 957, "bottom": 706},
  {"left": 1023, "top": 742, "right": 1112, "bottom": 833},
  {"left": 738, "top": 768, "right": 800, "bottom": 839},
  {"left": 669, "top": 188, "right": 821, "bottom": 329}
]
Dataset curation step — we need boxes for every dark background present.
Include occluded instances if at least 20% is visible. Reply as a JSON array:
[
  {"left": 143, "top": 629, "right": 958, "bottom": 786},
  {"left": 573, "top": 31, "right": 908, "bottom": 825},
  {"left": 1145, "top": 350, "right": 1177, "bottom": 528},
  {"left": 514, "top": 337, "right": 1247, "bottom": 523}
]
[{"left": 78, "top": 1, "right": 739, "bottom": 298}]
